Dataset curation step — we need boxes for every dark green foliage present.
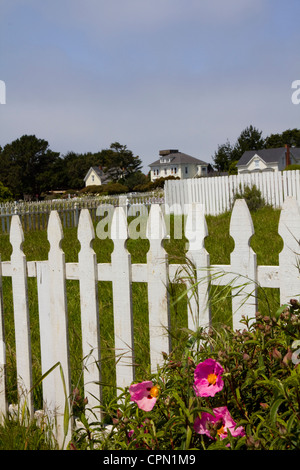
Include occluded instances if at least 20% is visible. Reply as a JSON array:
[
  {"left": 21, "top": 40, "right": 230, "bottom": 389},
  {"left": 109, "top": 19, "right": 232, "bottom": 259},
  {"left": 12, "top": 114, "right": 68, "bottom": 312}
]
[{"left": 233, "top": 184, "right": 266, "bottom": 212}]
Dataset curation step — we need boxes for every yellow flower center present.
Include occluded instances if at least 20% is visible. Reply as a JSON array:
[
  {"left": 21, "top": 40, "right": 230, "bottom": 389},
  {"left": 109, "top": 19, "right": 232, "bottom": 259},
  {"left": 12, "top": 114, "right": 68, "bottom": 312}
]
[
  {"left": 217, "top": 425, "right": 225, "bottom": 436},
  {"left": 207, "top": 373, "right": 217, "bottom": 385},
  {"left": 149, "top": 385, "right": 160, "bottom": 398}
]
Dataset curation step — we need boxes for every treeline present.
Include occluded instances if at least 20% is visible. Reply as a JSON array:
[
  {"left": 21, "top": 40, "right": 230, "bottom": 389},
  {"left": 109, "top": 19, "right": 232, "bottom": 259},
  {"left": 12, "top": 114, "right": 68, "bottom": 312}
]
[
  {"left": 212, "top": 126, "right": 300, "bottom": 173},
  {"left": 0, "top": 135, "right": 150, "bottom": 200}
]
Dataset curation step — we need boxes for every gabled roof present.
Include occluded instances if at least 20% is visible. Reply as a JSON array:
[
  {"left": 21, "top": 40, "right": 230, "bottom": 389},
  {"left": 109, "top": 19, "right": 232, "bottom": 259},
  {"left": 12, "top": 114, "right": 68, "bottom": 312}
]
[
  {"left": 237, "top": 147, "right": 300, "bottom": 166},
  {"left": 84, "top": 166, "right": 111, "bottom": 183},
  {"left": 149, "top": 150, "right": 208, "bottom": 167}
]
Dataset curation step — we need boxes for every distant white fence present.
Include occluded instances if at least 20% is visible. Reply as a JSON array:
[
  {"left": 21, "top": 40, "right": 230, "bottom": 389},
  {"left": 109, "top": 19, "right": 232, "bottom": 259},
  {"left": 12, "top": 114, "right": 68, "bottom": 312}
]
[
  {"left": 0, "top": 194, "right": 164, "bottom": 233},
  {"left": 164, "top": 170, "right": 300, "bottom": 215},
  {"left": 0, "top": 197, "right": 300, "bottom": 447}
]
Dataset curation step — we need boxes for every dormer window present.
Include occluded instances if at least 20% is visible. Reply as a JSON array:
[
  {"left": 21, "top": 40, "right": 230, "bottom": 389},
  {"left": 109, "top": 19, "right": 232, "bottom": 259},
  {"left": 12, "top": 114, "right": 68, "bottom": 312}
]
[{"left": 254, "top": 159, "right": 259, "bottom": 169}]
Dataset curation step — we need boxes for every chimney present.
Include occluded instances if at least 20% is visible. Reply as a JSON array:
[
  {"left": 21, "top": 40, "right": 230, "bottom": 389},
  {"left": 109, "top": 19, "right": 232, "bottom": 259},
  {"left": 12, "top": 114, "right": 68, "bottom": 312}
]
[
  {"left": 285, "top": 144, "right": 291, "bottom": 167},
  {"left": 159, "top": 149, "right": 178, "bottom": 156}
]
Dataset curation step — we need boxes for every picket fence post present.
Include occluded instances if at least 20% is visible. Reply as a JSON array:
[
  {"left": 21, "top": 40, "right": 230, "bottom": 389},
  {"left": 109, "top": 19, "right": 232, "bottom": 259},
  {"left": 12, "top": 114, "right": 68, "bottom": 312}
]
[
  {"left": 230, "top": 199, "right": 257, "bottom": 329},
  {"left": 0, "top": 256, "right": 7, "bottom": 423},
  {"left": 111, "top": 207, "right": 135, "bottom": 390},
  {"left": 36, "top": 261, "right": 57, "bottom": 420},
  {"left": 278, "top": 196, "right": 300, "bottom": 304},
  {"left": 78, "top": 209, "right": 102, "bottom": 420},
  {"left": 10, "top": 215, "right": 34, "bottom": 418},
  {"left": 47, "top": 211, "right": 72, "bottom": 448},
  {"left": 185, "top": 203, "right": 211, "bottom": 329},
  {"left": 146, "top": 204, "right": 171, "bottom": 373}
]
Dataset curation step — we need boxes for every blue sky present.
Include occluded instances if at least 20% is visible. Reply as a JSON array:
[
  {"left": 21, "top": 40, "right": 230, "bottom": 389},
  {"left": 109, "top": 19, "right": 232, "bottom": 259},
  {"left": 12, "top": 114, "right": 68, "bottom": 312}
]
[{"left": 0, "top": 0, "right": 299, "bottom": 172}]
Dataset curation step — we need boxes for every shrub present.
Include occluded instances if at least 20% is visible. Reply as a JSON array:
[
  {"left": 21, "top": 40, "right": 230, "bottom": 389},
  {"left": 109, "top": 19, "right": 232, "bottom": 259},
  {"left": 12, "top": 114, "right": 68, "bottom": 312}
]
[
  {"left": 234, "top": 184, "right": 266, "bottom": 211},
  {"left": 79, "top": 185, "right": 104, "bottom": 194},
  {"left": 103, "top": 182, "right": 129, "bottom": 195},
  {"left": 79, "top": 182, "right": 129, "bottom": 196},
  {"left": 284, "top": 164, "right": 300, "bottom": 171},
  {"left": 134, "top": 176, "right": 179, "bottom": 193},
  {"left": 0, "top": 181, "right": 13, "bottom": 202},
  {"left": 72, "top": 300, "right": 300, "bottom": 450}
]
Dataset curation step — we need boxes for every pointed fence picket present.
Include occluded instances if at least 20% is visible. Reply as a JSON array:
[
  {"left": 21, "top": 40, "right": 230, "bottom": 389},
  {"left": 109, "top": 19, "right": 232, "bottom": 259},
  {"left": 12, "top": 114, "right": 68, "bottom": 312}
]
[{"left": 0, "top": 198, "right": 300, "bottom": 447}]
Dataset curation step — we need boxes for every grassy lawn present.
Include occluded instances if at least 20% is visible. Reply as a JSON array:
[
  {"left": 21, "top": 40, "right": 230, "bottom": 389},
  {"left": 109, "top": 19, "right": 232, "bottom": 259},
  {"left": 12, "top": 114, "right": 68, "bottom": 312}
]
[{"left": 0, "top": 206, "right": 283, "bottom": 413}]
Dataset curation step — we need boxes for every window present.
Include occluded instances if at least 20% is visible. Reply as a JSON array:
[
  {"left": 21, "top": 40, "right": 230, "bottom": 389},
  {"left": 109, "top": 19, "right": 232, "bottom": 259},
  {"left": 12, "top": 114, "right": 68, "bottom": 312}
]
[
  {"left": 164, "top": 168, "right": 167, "bottom": 175},
  {"left": 185, "top": 166, "right": 188, "bottom": 174},
  {"left": 254, "top": 159, "right": 259, "bottom": 169},
  {"left": 92, "top": 175, "right": 95, "bottom": 182}
]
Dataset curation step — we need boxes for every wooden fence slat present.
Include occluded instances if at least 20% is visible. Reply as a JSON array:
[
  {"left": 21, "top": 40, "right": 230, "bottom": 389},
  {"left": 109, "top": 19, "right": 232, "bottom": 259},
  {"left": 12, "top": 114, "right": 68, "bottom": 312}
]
[
  {"left": 111, "top": 207, "right": 135, "bottom": 390},
  {"left": 146, "top": 204, "right": 170, "bottom": 373},
  {"left": 10, "top": 215, "right": 34, "bottom": 418},
  {"left": 78, "top": 209, "right": 102, "bottom": 419},
  {"left": 36, "top": 261, "right": 56, "bottom": 415},
  {"left": 185, "top": 203, "right": 211, "bottom": 329},
  {"left": 229, "top": 199, "right": 257, "bottom": 329},
  {"left": 278, "top": 196, "right": 300, "bottom": 304},
  {"left": 47, "top": 211, "right": 72, "bottom": 448},
  {"left": 0, "top": 256, "right": 7, "bottom": 422}
]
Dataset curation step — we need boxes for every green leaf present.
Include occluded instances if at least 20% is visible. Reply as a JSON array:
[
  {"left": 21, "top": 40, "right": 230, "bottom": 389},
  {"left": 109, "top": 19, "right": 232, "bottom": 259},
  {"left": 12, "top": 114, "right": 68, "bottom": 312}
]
[
  {"left": 275, "top": 304, "right": 288, "bottom": 319},
  {"left": 270, "top": 398, "right": 284, "bottom": 425}
]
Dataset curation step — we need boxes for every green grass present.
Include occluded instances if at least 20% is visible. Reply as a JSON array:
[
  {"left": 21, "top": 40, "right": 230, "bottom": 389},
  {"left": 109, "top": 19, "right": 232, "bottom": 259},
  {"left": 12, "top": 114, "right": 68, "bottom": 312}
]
[{"left": 0, "top": 206, "right": 283, "bottom": 418}]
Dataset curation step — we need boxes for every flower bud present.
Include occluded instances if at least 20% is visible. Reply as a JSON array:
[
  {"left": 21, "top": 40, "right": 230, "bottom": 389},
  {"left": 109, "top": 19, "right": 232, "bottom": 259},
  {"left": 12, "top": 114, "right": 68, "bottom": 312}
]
[{"left": 272, "top": 348, "right": 282, "bottom": 360}]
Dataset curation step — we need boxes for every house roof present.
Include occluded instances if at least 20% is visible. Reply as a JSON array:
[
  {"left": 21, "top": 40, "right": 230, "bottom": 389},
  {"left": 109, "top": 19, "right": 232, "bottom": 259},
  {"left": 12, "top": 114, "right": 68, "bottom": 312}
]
[
  {"left": 149, "top": 150, "right": 208, "bottom": 167},
  {"left": 84, "top": 166, "right": 111, "bottom": 183},
  {"left": 237, "top": 147, "right": 300, "bottom": 166}
]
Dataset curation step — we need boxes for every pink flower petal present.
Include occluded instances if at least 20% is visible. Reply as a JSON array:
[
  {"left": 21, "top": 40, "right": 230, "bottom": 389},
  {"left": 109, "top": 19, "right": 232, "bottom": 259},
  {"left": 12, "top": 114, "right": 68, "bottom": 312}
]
[
  {"left": 194, "top": 358, "right": 224, "bottom": 397},
  {"left": 194, "top": 406, "right": 245, "bottom": 440},
  {"left": 129, "top": 380, "right": 157, "bottom": 411}
]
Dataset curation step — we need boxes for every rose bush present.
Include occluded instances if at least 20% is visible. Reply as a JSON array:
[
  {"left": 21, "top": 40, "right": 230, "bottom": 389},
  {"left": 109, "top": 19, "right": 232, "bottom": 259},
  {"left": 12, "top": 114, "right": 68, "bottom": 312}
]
[{"left": 72, "top": 300, "right": 300, "bottom": 450}]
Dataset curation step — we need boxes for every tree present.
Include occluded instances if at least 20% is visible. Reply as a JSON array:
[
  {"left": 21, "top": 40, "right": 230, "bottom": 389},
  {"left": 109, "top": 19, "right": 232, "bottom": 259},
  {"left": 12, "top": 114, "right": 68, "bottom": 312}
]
[
  {"left": 0, "top": 135, "right": 60, "bottom": 198},
  {"left": 212, "top": 140, "right": 234, "bottom": 172},
  {"left": 103, "top": 142, "right": 143, "bottom": 182},
  {"left": 264, "top": 128, "right": 300, "bottom": 148},
  {"left": 233, "top": 125, "right": 265, "bottom": 160},
  {"left": 212, "top": 125, "right": 265, "bottom": 172}
]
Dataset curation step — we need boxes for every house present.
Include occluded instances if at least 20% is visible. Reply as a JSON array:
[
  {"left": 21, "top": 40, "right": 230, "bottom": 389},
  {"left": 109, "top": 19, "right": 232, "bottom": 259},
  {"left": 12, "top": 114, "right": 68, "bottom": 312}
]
[
  {"left": 237, "top": 145, "right": 300, "bottom": 174},
  {"left": 83, "top": 166, "right": 111, "bottom": 187},
  {"left": 149, "top": 149, "right": 209, "bottom": 182}
]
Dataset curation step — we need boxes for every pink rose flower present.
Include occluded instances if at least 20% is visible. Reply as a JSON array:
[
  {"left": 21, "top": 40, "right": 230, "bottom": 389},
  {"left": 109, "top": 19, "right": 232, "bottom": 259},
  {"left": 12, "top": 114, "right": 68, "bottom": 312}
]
[
  {"left": 129, "top": 381, "right": 160, "bottom": 411},
  {"left": 193, "top": 358, "right": 224, "bottom": 397},
  {"left": 194, "top": 406, "right": 245, "bottom": 440}
]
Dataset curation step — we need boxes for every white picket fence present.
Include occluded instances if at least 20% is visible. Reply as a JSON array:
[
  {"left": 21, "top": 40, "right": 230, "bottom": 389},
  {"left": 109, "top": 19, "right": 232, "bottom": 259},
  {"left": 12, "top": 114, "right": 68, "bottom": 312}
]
[
  {"left": 164, "top": 170, "right": 300, "bottom": 215},
  {"left": 0, "top": 197, "right": 300, "bottom": 448}
]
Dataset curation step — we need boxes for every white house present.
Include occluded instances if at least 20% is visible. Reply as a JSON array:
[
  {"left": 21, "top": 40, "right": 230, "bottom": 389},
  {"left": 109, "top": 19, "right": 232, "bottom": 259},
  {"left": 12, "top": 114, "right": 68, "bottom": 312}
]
[
  {"left": 149, "top": 149, "right": 209, "bottom": 182},
  {"left": 237, "top": 145, "right": 300, "bottom": 174},
  {"left": 84, "top": 166, "right": 111, "bottom": 187}
]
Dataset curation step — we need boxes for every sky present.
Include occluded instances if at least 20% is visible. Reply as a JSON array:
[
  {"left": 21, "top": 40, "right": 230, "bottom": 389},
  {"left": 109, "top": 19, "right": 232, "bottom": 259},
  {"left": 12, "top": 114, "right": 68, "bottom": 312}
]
[{"left": 0, "top": 0, "right": 300, "bottom": 172}]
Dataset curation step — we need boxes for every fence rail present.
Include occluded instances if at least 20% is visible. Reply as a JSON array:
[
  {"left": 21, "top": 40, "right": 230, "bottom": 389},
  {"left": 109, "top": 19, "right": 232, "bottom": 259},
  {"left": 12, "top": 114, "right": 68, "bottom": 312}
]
[
  {"left": 164, "top": 170, "right": 300, "bottom": 215},
  {"left": 0, "top": 197, "right": 300, "bottom": 447}
]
